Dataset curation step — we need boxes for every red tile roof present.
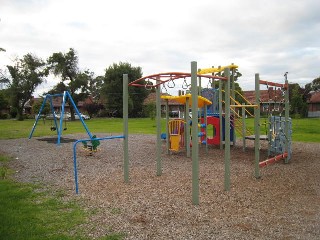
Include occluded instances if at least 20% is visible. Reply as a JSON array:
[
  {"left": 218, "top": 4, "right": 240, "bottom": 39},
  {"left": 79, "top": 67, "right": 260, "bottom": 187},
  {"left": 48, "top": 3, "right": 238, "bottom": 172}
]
[
  {"left": 243, "top": 88, "right": 284, "bottom": 104},
  {"left": 143, "top": 92, "right": 182, "bottom": 106},
  {"left": 308, "top": 91, "right": 320, "bottom": 103}
]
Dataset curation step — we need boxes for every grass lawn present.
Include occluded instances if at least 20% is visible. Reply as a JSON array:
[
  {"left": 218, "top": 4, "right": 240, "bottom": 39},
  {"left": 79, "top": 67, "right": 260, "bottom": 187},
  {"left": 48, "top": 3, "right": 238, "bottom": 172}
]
[
  {"left": 244, "top": 117, "right": 320, "bottom": 142},
  {"left": 0, "top": 155, "right": 124, "bottom": 240},
  {"left": 0, "top": 117, "right": 319, "bottom": 142}
]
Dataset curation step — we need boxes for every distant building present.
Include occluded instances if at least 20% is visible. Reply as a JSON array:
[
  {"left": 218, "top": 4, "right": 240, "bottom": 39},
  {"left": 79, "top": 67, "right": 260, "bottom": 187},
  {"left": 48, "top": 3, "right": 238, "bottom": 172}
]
[
  {"left": 307, "top": 91, "right": 320, "bottom": 118},
  {"left": 143, "top": 92, "right": 184, "bottom": 117},
  {"left": 24, "top": 96, "right": 94, "bottom": 115},
  {"left": 242, "top": 88, "right": 285, "bottom": 113}
]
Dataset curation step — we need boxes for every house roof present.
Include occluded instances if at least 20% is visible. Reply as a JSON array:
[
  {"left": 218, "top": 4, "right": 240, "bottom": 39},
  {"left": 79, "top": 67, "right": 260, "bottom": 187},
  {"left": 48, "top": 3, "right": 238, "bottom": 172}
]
[
  {"left": 243, "top": 88, "right": 284, "bottom": 104},
  {"left": 308, "top": 91, "right": 320, "bottom": 103},
  {"left": 25, "top": 95, "right": 95, "bottom": 109},
  {"left": 143, "top": 92, "right": 183, "bottom": 106}
]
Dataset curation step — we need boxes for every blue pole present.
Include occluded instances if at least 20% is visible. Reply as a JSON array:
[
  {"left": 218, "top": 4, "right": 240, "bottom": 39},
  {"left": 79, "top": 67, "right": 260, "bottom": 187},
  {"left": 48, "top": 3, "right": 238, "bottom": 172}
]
[
  {"left": 29, "top": 95, "right": 49, "bottom": 139},
  {"left": 66, "top": 91, "right": 93, "bottom": 139},
  {"left": 58, "top": 91, "right": 68, "bottom": 145}
]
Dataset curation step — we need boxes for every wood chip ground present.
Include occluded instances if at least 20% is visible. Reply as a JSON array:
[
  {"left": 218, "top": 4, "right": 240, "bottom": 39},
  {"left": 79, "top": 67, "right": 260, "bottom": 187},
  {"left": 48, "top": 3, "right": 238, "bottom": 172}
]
[{"left": 0, "top": 134, "right": 319, "bottom": 239}]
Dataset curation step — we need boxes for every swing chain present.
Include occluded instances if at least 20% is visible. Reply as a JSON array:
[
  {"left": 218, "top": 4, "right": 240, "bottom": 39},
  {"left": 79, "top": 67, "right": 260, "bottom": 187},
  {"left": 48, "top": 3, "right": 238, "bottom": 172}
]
[
  {"left": 162, "top": 82, "right": 168, "bottom": 93},
  {"left": 167, "top": 77, "right": 175, "bottom": 88},
  {"left": 182, "top": 77, "right": 189, "bottom": 89}
]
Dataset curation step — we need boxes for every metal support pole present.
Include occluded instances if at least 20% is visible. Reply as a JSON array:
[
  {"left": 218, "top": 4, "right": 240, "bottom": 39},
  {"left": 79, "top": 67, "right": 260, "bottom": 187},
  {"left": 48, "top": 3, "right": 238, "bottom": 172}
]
[
  {"left": 123, "top": 74, "right": 129, "bottom": 182},
  {"left": 186, "top": 97, "right": 191, "bottom": 157},
  {"left": 254, "top": 74, "right": 261, "bottom": 178},
  {"left": 165, "top": 99, "right": 170, "bottom": 154},
  {"left": 191, "top": 61, "right": 199, "bottom": 205},
  {"left": 242, "top": 105, "right": 246, "bottom": 151},
  {"left": 218, "top": 68, "right": 223, "bottom": 150},
  {"left": 156, "top": 78, "right": 162, "bottom": 176},
  {"left": 231, "top": 64, "right": 236, "bottom": 146},
  {"left": 224, "top": 68, "right": 231, "bottom": 191},
  {"left": 284, "top": 75, "right": 290, "bottom": 163},
  {"left": 29, "top": 95, "right": 49, "bottom": 139}
]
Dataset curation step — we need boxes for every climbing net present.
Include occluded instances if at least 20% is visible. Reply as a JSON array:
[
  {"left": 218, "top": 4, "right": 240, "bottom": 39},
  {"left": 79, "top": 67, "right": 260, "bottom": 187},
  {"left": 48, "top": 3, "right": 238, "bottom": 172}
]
[{"left": 258, "top": 73, "right": 292, "bottom": 167}]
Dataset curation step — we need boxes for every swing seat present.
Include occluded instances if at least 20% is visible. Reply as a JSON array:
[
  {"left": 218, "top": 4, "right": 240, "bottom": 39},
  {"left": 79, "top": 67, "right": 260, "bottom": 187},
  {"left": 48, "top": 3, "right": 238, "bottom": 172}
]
[
  {"left": 168, "top": 119, "right": 185, "bottom": 151},
  {"left": 170, "top": 134, "right": 180, "bottom": 151}
]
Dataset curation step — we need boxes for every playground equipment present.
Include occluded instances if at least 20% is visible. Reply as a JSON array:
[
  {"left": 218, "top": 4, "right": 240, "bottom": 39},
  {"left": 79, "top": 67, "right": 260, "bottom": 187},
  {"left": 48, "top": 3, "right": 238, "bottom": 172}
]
[
  {"left": 128, "top": 62, "right": 233, "bottom": 205},
  {"left": 253, "top": 73, "right": 291, "bottom": 178},
  {"left": 73, "top": 76, "right": 130, "bottom": 194},
  {"left": 161, "top": 94, "right": 212, "bottom": 154},
  {"left": 168, "top": 119, "right": 185, "bottom": 151},
  {"left": 29, "top": 91, "right": 94, "bottom": 145}
]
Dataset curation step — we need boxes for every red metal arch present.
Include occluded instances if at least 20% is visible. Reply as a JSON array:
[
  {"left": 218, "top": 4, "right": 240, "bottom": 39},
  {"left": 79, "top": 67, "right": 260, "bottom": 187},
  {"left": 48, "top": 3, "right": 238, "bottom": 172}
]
[{"left": 128, "top": 72, "right": 227, "bottom": 88}]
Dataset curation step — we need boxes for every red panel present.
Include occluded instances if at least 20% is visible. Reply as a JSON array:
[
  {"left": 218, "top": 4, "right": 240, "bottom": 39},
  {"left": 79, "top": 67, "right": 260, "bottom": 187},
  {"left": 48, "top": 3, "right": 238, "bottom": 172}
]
[{"left": 201, "top": 116, "right": 220, "bottom": 146}]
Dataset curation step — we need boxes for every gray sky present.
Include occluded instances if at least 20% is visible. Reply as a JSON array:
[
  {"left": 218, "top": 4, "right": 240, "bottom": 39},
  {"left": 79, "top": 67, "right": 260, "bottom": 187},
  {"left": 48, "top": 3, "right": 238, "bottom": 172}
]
[{"left": 1, "top": 0, "right": 319, "bottom": 96}]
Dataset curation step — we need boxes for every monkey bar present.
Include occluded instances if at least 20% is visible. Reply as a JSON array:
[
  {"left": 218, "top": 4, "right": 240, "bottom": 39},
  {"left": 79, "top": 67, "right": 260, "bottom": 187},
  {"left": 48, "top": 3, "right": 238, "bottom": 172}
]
[
  {"left": 128, "top": 72, "right": 227, "bottom": 88},
  {"left": 259, "top": 80, "right": 288, "bottom": 89}
]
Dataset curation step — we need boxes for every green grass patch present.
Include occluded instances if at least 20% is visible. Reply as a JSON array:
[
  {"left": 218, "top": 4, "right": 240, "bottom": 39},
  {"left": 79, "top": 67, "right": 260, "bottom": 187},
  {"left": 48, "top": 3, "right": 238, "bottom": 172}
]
[
  {"left": 0, "top": 154, "right": 124, "bottom": 240},
  {"left": 0, "top": 118, "right": 167, "bottom": 139},
  {"left": 243, "top": 117, "right": 320, "bottom": 142},
  {"left": 0, "top": 117, "right": 319, "bottom": 142}
]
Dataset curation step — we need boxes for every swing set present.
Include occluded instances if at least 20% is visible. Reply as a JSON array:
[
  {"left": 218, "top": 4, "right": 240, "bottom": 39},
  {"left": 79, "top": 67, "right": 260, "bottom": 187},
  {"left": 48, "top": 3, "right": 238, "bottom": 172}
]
[{"left": 29, "top": 91, "right": 95, "bottom": 146}]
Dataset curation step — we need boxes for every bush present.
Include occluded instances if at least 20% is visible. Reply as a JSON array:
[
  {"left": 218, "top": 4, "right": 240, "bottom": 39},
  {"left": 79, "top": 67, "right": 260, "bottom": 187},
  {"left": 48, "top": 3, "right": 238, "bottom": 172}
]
[
  {"left": 143, "top": 103, "right": 156, "bottom": 120},
  {"left": 293, "top": 113, "right": 301, "bottom": 119},
  {"left": 0, "top": 113, "right": 9, "bottom": 119}
]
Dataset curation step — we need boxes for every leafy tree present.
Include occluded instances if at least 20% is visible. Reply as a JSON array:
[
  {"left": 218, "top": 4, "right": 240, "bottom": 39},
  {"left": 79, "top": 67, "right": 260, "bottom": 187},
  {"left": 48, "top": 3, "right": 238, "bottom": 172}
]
[
  {"left": 103, "top": 62, "right": 148, "bottom": 117},
  {"left": 32, "top": 99, "right": 51, "bottom": 116},
  {"left": 83, "top": 101, "right": 103, "bottom": 118},
  {"left": 305, "top": 77, "right": 320, "bottom": 92},
  {"left": 4, "top": 54, "right": 48, "bottom": 120},
  {"left": 47, "top": 48, "right": 90, "bottom": 120},
  {"left": 0, "top": 89, "right": 9, "bottom": 118},
  {"left": 88, "top": 75, "right": 104, "bottom": 101},
  {"left": 290, "top": 84, "right": 307, "bottom": 118}
]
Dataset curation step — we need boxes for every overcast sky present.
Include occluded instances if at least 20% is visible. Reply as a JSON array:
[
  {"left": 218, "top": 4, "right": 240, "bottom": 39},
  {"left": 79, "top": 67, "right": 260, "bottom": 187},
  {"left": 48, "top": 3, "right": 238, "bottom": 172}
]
[{"left": 1, "top": 0, "right": 319, "bottom": 96}]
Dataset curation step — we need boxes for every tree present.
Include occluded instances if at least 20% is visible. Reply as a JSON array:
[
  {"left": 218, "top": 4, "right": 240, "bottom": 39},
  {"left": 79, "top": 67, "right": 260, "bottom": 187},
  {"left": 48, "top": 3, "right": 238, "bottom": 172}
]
[
  {"left": 103, "top": 62, "right": 148, "bottom": 117},
  {"left": 290, "top": 84, "right": 308, "bottom": 118},
  {"left": 0, "top": 89, "right": 9, "bottom": 118},
  {"left": 305, "top": 77, "right": 320, "bottom": 92},
  {"left": 5, "top": 54, "right": 47, "bottom": 120},
  {"left": 47, "top": 48, "right": 89, "bottom": 120}
]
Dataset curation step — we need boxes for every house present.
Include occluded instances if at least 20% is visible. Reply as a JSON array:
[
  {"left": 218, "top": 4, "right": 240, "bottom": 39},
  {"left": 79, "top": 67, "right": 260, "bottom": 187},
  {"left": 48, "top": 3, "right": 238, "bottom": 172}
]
[
  {"left": 307, "top": 91, "right": 320, "bottom": 117},
  {"left": 243, "top": 88, "right": 285, "bottom": 113},
  {"left": 24, "top": 96, "right": 93, "bottom": 115},
  {"left": 143, "top": 92, "right": 184, "bottom": 117}
]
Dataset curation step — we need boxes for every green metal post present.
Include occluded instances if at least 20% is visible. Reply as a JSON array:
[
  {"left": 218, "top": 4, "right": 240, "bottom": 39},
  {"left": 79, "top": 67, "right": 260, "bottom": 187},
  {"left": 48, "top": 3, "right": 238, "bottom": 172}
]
[
  {"left": 284, "top": 77, "right": 290, "bottom": 163},
  {"left": 165, "top": 99, "right": 170, "bottom": 154},
  {"left": 231, "top": 64, "right": 236, "bottom": 146},
  {"left": 156, "top": 78, "right": 162, "bottom": 176},
  {"left": 254, "top": 73, "right": 261, "bottom": 178},
  {"left": 218, "top": 67, "right": 223, "bottom": 150},
  {"left": 224, "top": 68, "right": 231, "bottom": 191},
  {"left": 186, "top": 97, "right": 191, "bottom": 157},
  {"left": 191, "top": 61, "right": 199, "bottom": 205},
  {"left": 242, "top": 104, "right": 246, "bottom": 152},
  {"left": 123, "top": 74, "right": 129, "bottom": 182}
]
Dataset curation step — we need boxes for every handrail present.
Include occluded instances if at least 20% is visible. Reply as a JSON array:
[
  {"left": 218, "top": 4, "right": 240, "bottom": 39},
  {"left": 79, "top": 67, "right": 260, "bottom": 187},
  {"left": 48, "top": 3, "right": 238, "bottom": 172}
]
[{"left": 73, "top": 135, "right": 125, "bottom": 194}]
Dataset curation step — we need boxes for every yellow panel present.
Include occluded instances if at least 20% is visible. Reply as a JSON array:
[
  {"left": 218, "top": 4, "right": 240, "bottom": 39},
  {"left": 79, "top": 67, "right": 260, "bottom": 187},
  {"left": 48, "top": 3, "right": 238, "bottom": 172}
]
[
  {"left": 161, "top": 94, "right": 212, "bottom": 108},
  {"left": 197, "top": 64, "right": 238, "bottom": 74}
]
